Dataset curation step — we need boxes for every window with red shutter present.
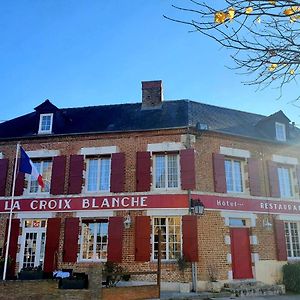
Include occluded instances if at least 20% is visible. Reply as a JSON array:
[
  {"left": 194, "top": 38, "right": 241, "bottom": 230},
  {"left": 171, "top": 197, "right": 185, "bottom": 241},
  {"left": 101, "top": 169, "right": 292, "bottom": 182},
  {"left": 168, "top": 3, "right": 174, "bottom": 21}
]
[
  {"left": 107, "top": 217, "right": 123, "bottom": 262},
  {"left": 44, "top": 218, "right": 61, "bottom": 272},
  {"left": 136, "top": 152, "right": 151, "bottom": 192},
  {"left": 110, "top": 153, "right": 125, "bottom": 193},
  {"left": 50, "top": 156, "right": 66, "bottom": 195},
  {"left": 248, "top": 158, "right": 262, "bottom": 196},
  {"left": 180, "top": 149, "right": 195, "bottom": 190},
  {"left": 68, "top": 155, "right": 84, "bottom": 194},
  {"left": 63, "top": 218, "right": 79, "bottom": 262},
  {"left": 274, "top": 219, "right": 288, "bottom": 261},
  {"left": 0, "top": 158, "right": 9, "bottom": 196},
  {"left": 212, "top": 153, "right": 226, "bottom": 193},
  {"left": 135, "top": 216, "right": 151, "bottom": 262},
  {"left": 182, "top": 215, "right": 198, "bottom": 262}
]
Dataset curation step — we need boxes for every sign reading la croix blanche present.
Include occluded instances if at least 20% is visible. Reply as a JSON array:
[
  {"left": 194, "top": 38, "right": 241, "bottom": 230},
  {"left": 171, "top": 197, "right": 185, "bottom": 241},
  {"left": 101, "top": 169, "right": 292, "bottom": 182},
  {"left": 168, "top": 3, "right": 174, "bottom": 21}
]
[{"left": 1, "top": 193, "right": 300, "bottom": 214}]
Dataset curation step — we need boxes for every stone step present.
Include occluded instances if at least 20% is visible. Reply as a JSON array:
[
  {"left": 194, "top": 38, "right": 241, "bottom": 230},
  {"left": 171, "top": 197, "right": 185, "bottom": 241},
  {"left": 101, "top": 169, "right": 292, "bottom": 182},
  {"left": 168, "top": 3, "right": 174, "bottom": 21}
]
[{"left": 223, "top": 281, "right": 285, "bottom": 297}]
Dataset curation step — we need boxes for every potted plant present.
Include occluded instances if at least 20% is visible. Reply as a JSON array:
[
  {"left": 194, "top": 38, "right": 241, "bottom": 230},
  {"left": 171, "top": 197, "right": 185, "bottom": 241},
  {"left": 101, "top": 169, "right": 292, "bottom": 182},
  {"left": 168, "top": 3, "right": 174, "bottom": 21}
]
[
  {"left": 177, "top": 255, "right": 190, "bottom": 293},
  {"left": 206, "top": 264, "right": 223, "bottom": 292},
  {"left": 18, "top": 265, "right": 44, "bottom": 280},
  {"left": 102, "top": 262, "right": 123, "bottom": 287}
]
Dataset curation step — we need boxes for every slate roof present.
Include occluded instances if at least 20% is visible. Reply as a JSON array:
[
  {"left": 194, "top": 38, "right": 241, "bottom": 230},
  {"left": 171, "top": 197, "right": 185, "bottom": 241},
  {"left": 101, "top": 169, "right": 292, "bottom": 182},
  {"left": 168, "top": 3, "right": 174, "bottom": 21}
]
[{"left": 0, "top": 99, "right": 299, "bottom": 143}]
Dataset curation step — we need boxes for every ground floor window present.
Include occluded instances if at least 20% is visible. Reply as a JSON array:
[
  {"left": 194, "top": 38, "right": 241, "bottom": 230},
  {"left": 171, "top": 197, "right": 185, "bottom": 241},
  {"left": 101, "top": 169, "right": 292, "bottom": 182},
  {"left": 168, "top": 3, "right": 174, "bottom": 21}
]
[
  {"left": 152, "top": 217, "right": 181, "bottom": 260},
  {"left": 80, "top": 219, "right": 108, "bottom": 261},
  {"left": 285, "top": 222, "right": 300, "bottom": 258}
]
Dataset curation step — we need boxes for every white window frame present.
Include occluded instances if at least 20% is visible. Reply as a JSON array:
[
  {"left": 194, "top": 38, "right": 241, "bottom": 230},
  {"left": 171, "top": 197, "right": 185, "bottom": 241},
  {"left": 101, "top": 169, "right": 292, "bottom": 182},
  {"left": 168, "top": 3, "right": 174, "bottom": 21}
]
[
  {"left": 38, "top": 113, "right": 53, "bottom": 134},
  {"left": 151, "top": 216, "right": 182, "bottom": 261},
  {"left": 275, "top": 122, "right": 286, "bottom": 141},
  {"left": 152, "top": 153, "right": 180, "bottom": 190},
  {"left": 85, "top": 156, "right": 111, "bottom": 193},
  {"left": 277, "top": 165, "right": 294, "bottom": 198},
  {"left": 79, "top": 220, "right": 108, "bottom": 262},
  {"left": 285, "top": 222, "right": 300, "bottom": 259},
  {"left": 25, "top": 159, "right": 53, "bottom": 195},
  {"left": 224, "top": 158, "right": 245, "bottom": 193}
]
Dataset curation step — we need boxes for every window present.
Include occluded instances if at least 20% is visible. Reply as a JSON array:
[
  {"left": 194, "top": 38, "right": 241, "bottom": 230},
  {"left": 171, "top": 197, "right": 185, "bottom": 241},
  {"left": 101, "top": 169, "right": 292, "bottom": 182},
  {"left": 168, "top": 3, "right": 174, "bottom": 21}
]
[
  {"left": 86, "top": 157, "right": 111, "bottom": 192},
  {"left": 27, "top": 159, "right": 52, "bottom": 193},
  {"left": 278, "top": 166, "right": 294, "bottom": 197},
  {"left": 225, "top": 159, "right": 244, "bottom": 193},
  {"left": 276, "top": 122, "right": 286, "bottom": 141},
  {"left": 152, "top": 217, "right": 181, "bottom": 260},
  {"left": 80, "top": 220, "right": 108, "bottom": 261},
  {"left": 285, "top": 222, "right": 300, "bottom": 258},
  {"left": 154, "top": 153, "right": 179, "bottom": 189},
  {"left": 229, "top": 218, "right": 246, "bottom": 227},
  {"left": 38, "top": 113, "right": 53, "bottom": 134}
]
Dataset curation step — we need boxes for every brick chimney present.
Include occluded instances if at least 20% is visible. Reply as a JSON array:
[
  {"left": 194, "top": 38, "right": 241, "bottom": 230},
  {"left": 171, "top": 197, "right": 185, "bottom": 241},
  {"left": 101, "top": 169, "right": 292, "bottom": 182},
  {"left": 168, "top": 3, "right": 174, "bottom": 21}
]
[{"left": 141, "top": 80, "right": 163, "bottom": 109}]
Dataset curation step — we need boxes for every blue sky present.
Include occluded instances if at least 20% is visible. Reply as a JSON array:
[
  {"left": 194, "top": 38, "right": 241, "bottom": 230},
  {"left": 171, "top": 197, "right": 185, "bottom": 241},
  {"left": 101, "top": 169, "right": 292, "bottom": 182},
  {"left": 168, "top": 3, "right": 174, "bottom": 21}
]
[{"left": 1, "top": 0, "right": 299, "bottom": 124}]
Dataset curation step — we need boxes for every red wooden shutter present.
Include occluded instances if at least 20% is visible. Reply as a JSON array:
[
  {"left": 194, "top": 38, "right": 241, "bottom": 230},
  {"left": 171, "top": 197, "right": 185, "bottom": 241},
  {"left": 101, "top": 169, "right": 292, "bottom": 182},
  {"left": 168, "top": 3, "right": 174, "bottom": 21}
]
[
  {"left": 248, "top": 158, "right": 262, "bottom": 196},
  {"left": 14, "top": 172, "right": 25, "bottom": 196},
  {"left": 182, "top": 215, "right": 198, "bottom": 262},
  {"left": 4, "top": 219, "right": 20, "bottom": 278},
  {"left": 0, "top": 158, "right": 9, "bottom": 196},
  {"left": 267, "top": 160, "right": 280, "bottom": 197},
  {"left": 274, "top": 219, "right": 288, "bottom": 261},
  {"left": 136, "top": 152, "right": 151, "bottom": 192},
  {"left": 135, "top": 216, "right": 151, "bottom": 262},
  {"left": 212, "top": 153, "right": 226, "bottom": 193},
  {"left": 180, "top": 149, "right": 196, "bottom": 190},
  {"left": 50, "top": 156, "right": 66, "bottom": 195},
  {"left": 110, "top": 153, "right": 125, "bottom": 193},
  {"left": 44, "top": 218, "right": 61, "bottom": 272},
  {"left": 63, "top": 218, "right": 79, "bottom": 263},
  {"left": 107, "top": 217, "right": 123, "bottom": 262},
  {"left": 68, "top": 155, "right": 84, "bottom": 194}
]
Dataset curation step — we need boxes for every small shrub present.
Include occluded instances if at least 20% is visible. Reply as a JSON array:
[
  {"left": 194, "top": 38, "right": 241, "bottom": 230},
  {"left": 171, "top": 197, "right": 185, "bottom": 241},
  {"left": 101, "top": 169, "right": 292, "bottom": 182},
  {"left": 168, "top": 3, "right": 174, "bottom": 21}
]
[{"left": 283, "top": 262, "right": 300, "bottom": 293}]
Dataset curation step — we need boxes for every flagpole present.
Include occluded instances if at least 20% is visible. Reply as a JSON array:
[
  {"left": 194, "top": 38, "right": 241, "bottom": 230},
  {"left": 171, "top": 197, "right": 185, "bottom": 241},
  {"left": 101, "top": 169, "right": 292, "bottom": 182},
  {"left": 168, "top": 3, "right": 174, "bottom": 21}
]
[{"left": 2, "top": 143, "right": 20, "bottom": 281}]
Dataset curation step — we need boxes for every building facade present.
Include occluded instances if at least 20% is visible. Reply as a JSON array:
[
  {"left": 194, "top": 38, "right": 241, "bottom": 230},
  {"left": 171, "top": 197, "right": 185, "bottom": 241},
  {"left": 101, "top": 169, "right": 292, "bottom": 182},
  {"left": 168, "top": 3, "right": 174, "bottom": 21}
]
[{"left": 1, "top": 80, "right": 300, "bottom": 289}]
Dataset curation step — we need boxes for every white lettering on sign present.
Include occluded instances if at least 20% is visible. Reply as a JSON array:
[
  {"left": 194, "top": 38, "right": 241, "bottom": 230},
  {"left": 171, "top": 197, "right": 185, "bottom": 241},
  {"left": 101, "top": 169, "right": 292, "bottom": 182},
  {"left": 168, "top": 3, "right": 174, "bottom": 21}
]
[
  {"left": 260, "top": 202, "right": 300, "bottom": 212},
  {"left": 216, "top": 200, "right": 238, "bottom": 207},
  {"left": 4, "top": 200, "right": 20, "bottom": 211},
  {"left": 30, "top": 199, "right": 73, "bottom": 210}
]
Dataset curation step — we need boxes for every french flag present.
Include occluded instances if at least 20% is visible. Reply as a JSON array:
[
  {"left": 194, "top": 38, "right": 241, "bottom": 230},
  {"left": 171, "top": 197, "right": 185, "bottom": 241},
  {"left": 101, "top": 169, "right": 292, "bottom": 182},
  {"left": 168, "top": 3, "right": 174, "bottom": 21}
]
[{"left": 19, "top": 147, "right": 45, "bottom": 189}]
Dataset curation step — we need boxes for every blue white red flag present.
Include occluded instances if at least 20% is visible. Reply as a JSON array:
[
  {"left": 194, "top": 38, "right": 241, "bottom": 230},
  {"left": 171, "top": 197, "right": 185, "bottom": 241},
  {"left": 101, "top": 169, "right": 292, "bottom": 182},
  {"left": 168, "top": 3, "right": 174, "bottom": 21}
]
[{"left": 19, "top": 147, "right": 44, "bottom": 188}]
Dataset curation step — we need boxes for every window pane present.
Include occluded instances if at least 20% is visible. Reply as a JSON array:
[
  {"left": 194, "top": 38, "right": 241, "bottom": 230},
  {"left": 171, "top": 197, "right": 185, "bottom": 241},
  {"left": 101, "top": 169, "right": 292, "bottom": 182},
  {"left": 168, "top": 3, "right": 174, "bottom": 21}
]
[
  {"left": 225, "top": 160, "right": 233, "bottom": 192},
  {"left": 278, "top": 167, "right": 293, "bottom": 197},
  {"left": 233, "top": 161, "right": 243, "bottom": 192},
  {"left": 30, "top": 162, "right": 41, "bottom": 193},
  {"left": 225, "top": 159, "right": 243, "bottom": 192},
  {"left": 87, "top": 159, "right": 98, "bottom": 191},
  {"left": 99, "top": 158, "right": 110, "bottom": 191},
  {"left": 167, "top": 154, "right": 178, "bottom": 188},
  {"left": 155, "top": 155, "right": 165, "bottom": 188},
  {"left": 41, "top": 115, "right": 52, "bottom": 131},
  {"left": 42, "top": 160, "right": 52, "bottom": 192},
  {"left": 153, "top": 217, "right": 181, "bottom": 260}
]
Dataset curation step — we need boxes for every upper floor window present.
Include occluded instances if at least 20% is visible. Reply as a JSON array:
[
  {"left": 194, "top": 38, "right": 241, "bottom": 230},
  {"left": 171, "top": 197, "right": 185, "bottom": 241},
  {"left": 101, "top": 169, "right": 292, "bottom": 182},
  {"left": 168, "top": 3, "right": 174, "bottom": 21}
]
[
  {"left": 80, "top": 220, "right": 108, "bottom": 261},
  {"left": 152, "top": 217, "right": 181, "bottom": 260},
  {"left": 86, "top": 156, "right": 111, "bottom": 192},
  {"left": 38, "top": 113, "right": 53, "bottom": 134},
  {"left": 278, "top": 166, "right": 294, "bottom": 198},
  {"left": 154, "top": 153, "right": 179, "bottom": 189},
  {"left": 285, "top": 222, "right": 300, "bottom": 258},
  {"left": 27, "top": 159, "right": 52, "bottom": 193},
  {"left": 225, "top": 158, "right": 244, "bottom": 193},
  {"left": 275, "top": 122, "right": 286, "bottom": 141}
]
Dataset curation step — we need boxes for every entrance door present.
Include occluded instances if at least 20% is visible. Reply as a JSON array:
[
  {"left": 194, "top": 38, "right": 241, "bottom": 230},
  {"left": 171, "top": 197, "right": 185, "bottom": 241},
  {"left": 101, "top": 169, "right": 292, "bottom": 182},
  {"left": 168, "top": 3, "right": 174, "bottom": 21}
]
[
  {"left": 230, "top": 228, "right": 253, "bottom": 279},
  {"left": 19, "top": 220, "right": 47, "bottom": 270}
]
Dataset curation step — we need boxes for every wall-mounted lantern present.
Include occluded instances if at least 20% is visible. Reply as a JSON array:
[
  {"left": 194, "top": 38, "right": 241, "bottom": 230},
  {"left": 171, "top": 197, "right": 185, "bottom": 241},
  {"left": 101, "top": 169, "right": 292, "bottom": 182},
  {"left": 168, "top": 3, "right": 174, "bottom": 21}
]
[
  {"left": 124, "top": 213, "right": 132, "bottom": 229},
  {"left": 190, "top": 199, "right": 205, "bottom": 215}
]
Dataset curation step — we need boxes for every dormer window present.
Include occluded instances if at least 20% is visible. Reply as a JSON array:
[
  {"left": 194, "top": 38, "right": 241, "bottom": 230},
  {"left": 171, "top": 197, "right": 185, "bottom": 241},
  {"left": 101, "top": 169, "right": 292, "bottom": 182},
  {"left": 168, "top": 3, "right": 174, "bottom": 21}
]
[
  {"left": 275, "top": 122, "right": 286, "bottom": 141},
  {"left": 38, "top": 113, "right": 53, "bottom": 134}
]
